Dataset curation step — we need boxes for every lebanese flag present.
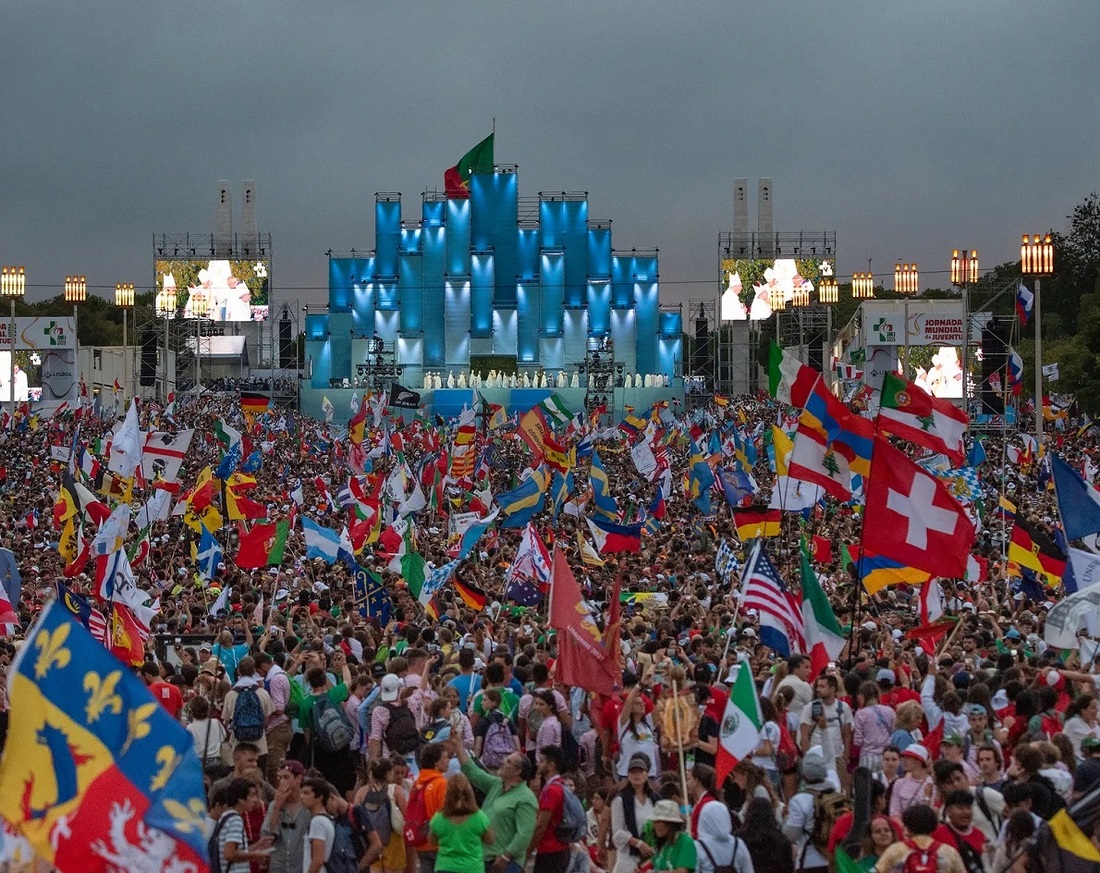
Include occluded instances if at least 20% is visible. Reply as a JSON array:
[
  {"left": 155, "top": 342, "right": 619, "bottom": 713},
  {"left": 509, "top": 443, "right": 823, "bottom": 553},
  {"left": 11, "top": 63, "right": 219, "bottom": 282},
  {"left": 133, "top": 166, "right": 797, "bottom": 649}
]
[
  {"left": 862, "top": 436, "right": 975, "bottom": 580},
  {"left": 877, "top": 373, "right": 968, "bottom": 466},
  {"left": 714, "top": 662, "right": 764, "bottom": 786}
]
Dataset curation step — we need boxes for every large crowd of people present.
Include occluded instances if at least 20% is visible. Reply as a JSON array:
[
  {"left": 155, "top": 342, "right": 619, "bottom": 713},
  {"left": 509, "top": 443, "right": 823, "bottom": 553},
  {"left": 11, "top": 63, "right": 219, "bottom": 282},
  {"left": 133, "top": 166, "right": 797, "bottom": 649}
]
[{"left": 1, "top": 385, "right": 1099, "bottom": 873}]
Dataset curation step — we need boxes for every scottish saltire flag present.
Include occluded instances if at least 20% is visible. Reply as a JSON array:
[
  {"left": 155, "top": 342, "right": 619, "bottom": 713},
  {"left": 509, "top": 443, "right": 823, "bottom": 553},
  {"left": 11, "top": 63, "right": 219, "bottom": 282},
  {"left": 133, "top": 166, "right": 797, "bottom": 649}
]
[
  {"left": 195, "top": 523, "right": 223, "bottom": 581},
  {"left": 302, "top": 517, "right": 344, "bottom": 563},
  {"left": 0, "top": 601, "right": 209, "bottom": 871}
]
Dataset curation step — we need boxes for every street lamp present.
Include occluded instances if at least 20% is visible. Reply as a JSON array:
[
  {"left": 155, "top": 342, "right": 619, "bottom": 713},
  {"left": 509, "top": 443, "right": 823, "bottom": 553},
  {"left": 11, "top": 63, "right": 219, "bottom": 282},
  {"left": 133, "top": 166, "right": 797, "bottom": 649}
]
[
  {"left": 155, "top": 285, "right": 178, "bottom": 403},
  {"left": 1021, "top": 233, "right": 1054, "bottom": 447},
  {"left": 894, "top": 263, "right": 919, "bottom": 295},
  {"left": 852, "top": 272, "right": 875, "bottom": 299},
  {"left": 115, "top": 283, "right": 134, "bottom": 401},
  {"left": 1, "top": 267, "right": 25, "bottom": 421},
  {"left": 65, "top": 275, "right": 87, "bottom": 356},
  {"left": 817, "top": 276, "right": 839, "bottom": 388},
  {"left": 950, "top": 249, "right": 978, "bottom": 415}
]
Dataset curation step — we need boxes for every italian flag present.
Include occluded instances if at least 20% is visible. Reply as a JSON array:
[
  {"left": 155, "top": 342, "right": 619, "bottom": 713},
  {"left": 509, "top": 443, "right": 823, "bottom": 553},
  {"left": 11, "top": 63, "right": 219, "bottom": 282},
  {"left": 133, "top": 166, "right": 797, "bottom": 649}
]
[
  {"left": 800, "top": 539, "right": 846, "bottom": 678},
  {"left": 878, "top": 372, "right": 968, "bottom": 466},
  {"left": 767, "top": 341, "right": 820, "bottom": 408},
  {"left": 715, "top": 661, "right": 763, "bottom": 786}
]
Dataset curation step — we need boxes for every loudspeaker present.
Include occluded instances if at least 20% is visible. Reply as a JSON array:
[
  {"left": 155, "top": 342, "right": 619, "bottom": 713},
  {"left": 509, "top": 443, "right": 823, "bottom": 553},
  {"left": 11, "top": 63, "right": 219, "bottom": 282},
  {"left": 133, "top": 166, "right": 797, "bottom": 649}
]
[
  {"left": 279, "top": 318, "right": 293, "bottom": 368},
  {"left": 140, "top": 330, "right": 157, "bottom": 387},
  {"left": 980, "top": 316, "right": 1013, "bottom": 414}
]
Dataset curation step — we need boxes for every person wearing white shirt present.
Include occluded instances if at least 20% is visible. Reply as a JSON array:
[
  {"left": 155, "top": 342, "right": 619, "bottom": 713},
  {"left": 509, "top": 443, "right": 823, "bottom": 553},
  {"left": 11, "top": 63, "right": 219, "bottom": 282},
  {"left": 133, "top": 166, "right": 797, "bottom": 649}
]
[{"left": 300, "top": 778, "right": 336, "bottom": 873}]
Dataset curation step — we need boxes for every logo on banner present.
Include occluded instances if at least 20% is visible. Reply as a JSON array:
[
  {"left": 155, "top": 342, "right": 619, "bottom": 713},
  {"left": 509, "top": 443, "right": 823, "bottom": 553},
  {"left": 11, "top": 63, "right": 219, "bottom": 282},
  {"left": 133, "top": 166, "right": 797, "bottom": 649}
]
[{"left": 874, "top": 318, "right": 896, "bottom": 343}]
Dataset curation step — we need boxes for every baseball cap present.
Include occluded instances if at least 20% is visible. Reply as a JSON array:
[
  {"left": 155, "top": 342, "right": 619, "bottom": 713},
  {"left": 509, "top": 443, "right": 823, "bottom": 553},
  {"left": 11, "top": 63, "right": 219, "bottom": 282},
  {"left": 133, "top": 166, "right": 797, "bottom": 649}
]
[
  {"left": 876, "top": 668, "right": 896, "bottom": 684},
  {"left": 901, "top": 744, "right": 930, "bottom": 767},
  {"left": 942, "top": 733, "right": 965, "bottom": 747},
  {"left": 379, "top": 673, "right": 402, "bottom": 703}
]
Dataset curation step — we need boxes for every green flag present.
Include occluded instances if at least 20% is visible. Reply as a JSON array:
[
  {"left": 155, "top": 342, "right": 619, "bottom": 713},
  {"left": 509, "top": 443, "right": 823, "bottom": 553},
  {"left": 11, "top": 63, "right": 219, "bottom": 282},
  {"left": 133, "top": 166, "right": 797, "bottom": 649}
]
[{"left": 444, "top": 133, "right": 494, "bottom": 198}]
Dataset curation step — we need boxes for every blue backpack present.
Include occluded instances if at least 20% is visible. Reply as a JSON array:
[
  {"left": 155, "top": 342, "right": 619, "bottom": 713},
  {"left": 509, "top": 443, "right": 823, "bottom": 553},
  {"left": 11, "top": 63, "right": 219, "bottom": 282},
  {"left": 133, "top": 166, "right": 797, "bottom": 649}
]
[
  {"left": 326, "top": 813, "right": 360, "bottom": 873},
  {"left": 231, "top": 687, "right": 265, "bottom": 742}
]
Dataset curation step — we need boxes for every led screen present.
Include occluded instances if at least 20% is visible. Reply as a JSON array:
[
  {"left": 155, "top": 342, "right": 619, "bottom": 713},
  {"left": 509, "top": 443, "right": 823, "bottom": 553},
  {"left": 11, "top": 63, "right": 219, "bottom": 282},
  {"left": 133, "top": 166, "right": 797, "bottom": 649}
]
[
  {"left": 912, "top": 345, "right": 963, "bottom": 400},
  {"left": 720, "top": 258, "right": 833, "bottom": 321},
  {"left": 156, "top": 258, "right": 270, "bottom": 321}
]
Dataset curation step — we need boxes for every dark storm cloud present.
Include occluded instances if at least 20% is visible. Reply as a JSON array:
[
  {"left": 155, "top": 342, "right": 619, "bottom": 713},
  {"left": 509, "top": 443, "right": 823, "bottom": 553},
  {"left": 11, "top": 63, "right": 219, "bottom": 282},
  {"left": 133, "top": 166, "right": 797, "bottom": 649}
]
[{"left": 1, "top": 1, "right": 1097, "bottom": 310}]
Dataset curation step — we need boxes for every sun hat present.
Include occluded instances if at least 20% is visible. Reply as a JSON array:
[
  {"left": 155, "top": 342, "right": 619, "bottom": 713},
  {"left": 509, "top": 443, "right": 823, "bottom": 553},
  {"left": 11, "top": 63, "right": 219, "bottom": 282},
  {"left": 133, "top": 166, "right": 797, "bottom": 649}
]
[{"left": 650, "top": 800, "right": 684, "bottom": 824}]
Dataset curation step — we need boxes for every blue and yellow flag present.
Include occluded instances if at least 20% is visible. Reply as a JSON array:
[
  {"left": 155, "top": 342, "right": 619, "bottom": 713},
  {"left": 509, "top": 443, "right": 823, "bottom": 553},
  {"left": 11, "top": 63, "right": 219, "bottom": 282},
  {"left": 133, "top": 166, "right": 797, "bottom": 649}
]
[
  {"left": 589, "top": 450, "right": 619, "bottom": 521},
  {"left": 498, "top": 465, "right": 549, "bottom": 529},
  {"left": 0, "top": 601, "right": 209, "bottom": 871}
]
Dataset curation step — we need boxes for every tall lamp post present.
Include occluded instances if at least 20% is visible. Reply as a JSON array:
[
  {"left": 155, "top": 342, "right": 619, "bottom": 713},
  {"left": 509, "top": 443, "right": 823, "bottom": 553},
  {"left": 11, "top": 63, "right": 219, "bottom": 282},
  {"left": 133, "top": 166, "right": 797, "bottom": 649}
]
[
  {"left": 894, "top": 263, "right": 919, "bottom": 377},
  {"left": 155, "top": 283, "right": 177, "bottom": 402},
  {"left": 1021, "top": 233, "right": 1054, "bottom": 446},
  {"left": 65, "top": 275, "right": 87, "bottom": 352},
  {"left": 818, "top": 275, "right": 838, "bottom": 389},
  {"left": 115, "top": 283, "right": 134, "bottom": 400},
  {"left": 1, "top": 267, "right": 25, "bottom": 421},
  {"left": 950, "top": 249, "right": 978, "bottom": 415}
]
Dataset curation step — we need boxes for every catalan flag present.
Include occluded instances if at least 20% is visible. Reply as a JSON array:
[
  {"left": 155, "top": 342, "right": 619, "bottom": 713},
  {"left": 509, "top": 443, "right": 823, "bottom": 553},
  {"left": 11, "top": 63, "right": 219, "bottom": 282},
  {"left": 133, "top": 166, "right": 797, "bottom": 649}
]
[
  {"left": 733, "top": 508, "right": 782, "bottom": 541},
  {"left": 0, "top": 601, "right": 209, "bottom": 871}
]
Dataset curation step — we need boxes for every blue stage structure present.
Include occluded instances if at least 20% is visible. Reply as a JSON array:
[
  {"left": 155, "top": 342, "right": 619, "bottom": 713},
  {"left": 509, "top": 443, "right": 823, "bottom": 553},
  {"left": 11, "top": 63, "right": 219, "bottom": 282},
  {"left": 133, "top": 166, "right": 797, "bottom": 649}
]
[{"left": 302, "top": 166, "right": 683, "bottom": 423}]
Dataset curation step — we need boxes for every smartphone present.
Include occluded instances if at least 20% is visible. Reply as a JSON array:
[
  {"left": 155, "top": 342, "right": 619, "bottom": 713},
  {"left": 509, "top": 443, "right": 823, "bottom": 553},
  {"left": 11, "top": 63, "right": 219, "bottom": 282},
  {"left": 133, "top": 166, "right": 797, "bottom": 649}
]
[{"left": 811, "top": 700, "right": 824, "bottom": 719}]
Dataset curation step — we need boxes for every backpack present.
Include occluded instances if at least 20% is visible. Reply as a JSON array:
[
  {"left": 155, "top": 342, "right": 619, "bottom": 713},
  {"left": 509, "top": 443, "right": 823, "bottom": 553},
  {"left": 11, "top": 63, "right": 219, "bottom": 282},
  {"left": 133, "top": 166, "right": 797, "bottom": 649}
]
[
  {"left": 286, "top": 676, "right": 306, "bottom": 721},
  {"left": 803, "top": 789, "right": 851, "bottom": 854},
  {"left": 207, "top": 811, "right": 241, "bottom": 873},
  {"left": 360, "top": 787, "right": 393, "bottom": 847},
  {"left": 481, "top": 712, "right": 516, "bottom": 769},
  {"left": 775, "top": 721, "right": 799, "bottom": 773},
  {"left": 311, "top": 695, "right": 355, "bottom": 752},
  {"left": 525, "top": 693, "right": 549, "bottom": 739},
  {"left": 560, "top": 727, "right": 581, "bottom": 771},
  {"left": 384, "top": 703, "right": 421, "bottom": 756},
  {"left": 230, "top": 687, "right": 266, "bottom": 742},
  {"left": 899, "top": 839, "right": 942, "bottom": 873},
  {"left": 404, "top": 776, "right": 443, "bottom": 846},
  {"left": 327, "top": 812, "right": 361, "bottom": 873},
  {"left": 553, "top": 782, "right": 588, "bottom": 844},
  {"left": 421, "top": 718, "right": 450, "bottom": 745}
]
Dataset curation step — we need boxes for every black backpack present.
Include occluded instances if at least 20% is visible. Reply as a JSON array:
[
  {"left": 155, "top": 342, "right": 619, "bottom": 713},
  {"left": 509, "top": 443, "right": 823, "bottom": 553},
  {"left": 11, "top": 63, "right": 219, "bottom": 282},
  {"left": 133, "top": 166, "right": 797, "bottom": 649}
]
[
  {"left": 360, "top": 787, "right": 393, "bottom": 846},
  {"left": 384, "top": 702, "right": 420, "bottom": 755}
]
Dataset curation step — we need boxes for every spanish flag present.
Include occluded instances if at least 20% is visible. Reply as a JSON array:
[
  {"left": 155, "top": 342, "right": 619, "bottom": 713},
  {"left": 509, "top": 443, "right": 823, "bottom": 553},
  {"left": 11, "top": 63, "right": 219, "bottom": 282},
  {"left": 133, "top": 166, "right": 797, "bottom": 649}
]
[
  {"left": 1008, "top": 517, "right": 1067, "bottom": 582},
  {"left": 733, "top": 508, "right": 782, "bottom": 541}
]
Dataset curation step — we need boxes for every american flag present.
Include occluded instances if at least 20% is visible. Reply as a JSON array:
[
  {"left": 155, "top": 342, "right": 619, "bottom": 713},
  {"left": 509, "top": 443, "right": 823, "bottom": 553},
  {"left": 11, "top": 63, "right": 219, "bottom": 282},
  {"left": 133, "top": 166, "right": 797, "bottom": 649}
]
[
  {"left": 56, "top": 581, "right": 109, "bottom": 644},
  {"left": 738, "top": 542, "right": 806, "bottom": 657}
]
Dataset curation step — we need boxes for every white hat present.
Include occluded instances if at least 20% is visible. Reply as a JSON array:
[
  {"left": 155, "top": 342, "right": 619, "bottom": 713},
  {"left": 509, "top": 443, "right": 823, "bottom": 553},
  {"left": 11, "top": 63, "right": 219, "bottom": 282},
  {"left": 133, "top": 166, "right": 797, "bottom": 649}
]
[
  {"left": 379, "top": 673, "right": 402, "bottom": 703},
  {"left": 901, "top": 744, "right": 931, "bottom": 767}
]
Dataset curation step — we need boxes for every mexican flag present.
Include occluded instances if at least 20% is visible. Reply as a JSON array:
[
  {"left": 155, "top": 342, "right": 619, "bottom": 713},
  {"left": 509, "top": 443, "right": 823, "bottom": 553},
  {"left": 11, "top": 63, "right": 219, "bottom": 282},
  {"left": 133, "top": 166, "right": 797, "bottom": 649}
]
[
  {"left": 767, "top": 341, "right": 820, "bottom": 409},
  {"left": 878, "top": 372, "right": 968, "bottom": 466},
  {"left": 714, "top": 661, "right": 763, "bottom": 786},
  {"left": 800, "top": 539, "right": 846, "bottom": 677},
  {"left": 444, "top": 134, "right": 494, "bottom": 198}
]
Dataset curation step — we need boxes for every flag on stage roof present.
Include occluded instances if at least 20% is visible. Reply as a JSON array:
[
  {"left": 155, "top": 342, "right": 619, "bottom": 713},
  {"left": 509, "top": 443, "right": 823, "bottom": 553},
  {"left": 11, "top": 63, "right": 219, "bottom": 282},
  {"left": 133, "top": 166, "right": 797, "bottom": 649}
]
[
  {"left": 444, "top": 133, "right": 494, "bottom": 198},
  {"left": 714, "top": 658, "right": 764, "bottom": 786},
  {"left": 549, "top": 547, "right": 620, "bottom": 696},
  {"left": 0, "top": 600, "right": 208, "bottom": 872},
  {"left": 1016, "top": 281, "right": 1034, "bottom": 326},
  {"left": 240, "top": 391, "right": 270, "bottom": 415},
  {"left": 733, "top": 508, "right": 781, "bottom": 542},
  {"left": 878, "top": 372, "right": 968, "bottom": 466},
  {"left": 767, "top": 341, "right": 820, "bottom": 408},
  {"left": 586, "top": 516, "right": 643, "bottom": 554},
  {"left": 739, "top": 542, "right": 806, "bottom": 657},
  {"left": 1052, "top": 453, "right": 1100, "bottom": 541},
  {"left": 862, "top": 434, "right": 975, "bottom": 582},
  {"left": 800, "top": 539, "right": 845, "bottom": 677},
  {"left": 1009, "top": 517, "right": 1067, "bottom": 582}
]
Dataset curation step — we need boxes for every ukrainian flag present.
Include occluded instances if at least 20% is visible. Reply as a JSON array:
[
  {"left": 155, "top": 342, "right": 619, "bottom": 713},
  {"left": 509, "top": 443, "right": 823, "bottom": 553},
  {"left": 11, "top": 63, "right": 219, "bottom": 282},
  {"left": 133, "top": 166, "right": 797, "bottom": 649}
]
[
  {"left": 589, "top": 451, "right": 619, "bottom": 521},
  {"left": 0, "top": 601, "right": 209, "bottom": 870},
  {"left": 859, "top": 551, "right": 932, "bottom": 595},
  {"left": 498, "top": 465, "right": 549, "bottom": 529}
]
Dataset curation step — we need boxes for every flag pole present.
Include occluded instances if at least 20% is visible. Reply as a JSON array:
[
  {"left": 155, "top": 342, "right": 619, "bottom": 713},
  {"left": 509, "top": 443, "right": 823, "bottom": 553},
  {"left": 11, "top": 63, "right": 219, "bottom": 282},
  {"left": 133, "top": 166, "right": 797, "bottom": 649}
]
[
  {"left": 724, "top": 540, "right": 760, "bottom": 662},
  {"left": 670, "top": 673, "right": 690, "bottom": 808}
]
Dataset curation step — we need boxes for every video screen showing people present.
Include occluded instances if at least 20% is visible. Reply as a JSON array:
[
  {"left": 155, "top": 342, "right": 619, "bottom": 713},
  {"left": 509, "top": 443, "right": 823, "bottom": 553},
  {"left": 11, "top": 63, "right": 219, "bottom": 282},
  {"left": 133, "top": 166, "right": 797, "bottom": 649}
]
[
  {"left": 156, "top": 259, "right": 270, "bottom": 322},
  {"left": 720, "top": 257, "right": 833, "bottom": 321}
]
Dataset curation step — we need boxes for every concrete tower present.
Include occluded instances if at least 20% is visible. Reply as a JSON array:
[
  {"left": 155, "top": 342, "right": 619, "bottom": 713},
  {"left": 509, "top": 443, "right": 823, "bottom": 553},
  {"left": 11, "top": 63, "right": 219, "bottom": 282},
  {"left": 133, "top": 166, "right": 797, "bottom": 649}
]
[
  {"left": 733, "top": 178, "right": 749, "bottom": 251},
  {"left": 241, "top": 179, "right": 257, "bottom": 250},
  {"left": 757, "top": 178, "right": 773, "bottom": 256},
  {"left": 216, "top": 180, "right": 233, "bottom": 256}
]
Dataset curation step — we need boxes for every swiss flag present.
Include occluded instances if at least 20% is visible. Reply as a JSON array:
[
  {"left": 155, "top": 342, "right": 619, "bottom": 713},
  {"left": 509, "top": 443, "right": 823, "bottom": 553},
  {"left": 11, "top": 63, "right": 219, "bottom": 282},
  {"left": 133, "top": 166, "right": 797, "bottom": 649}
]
[{"left": 862, "top": 436, "right": 975, "bottom": 579}]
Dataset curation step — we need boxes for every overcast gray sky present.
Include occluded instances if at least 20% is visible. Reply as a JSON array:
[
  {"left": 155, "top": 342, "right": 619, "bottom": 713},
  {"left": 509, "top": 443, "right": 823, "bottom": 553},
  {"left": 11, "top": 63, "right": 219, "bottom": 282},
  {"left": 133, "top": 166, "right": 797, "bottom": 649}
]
[{"left": 2, "top": 1, "right": 1097, "bottom": 313}]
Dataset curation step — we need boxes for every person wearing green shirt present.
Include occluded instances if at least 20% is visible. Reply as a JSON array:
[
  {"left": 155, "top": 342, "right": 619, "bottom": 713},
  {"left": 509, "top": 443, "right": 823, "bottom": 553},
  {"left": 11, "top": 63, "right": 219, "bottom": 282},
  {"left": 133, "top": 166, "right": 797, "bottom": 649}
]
[
  {"left": 649, "top": 800, "right": 696, "bottom": 873},
  {"left": 450, "top": 729, "right": 538, "bottom": 873},
  {"left": 471, "top": 662, "right": 520, "bottom": 727},
  {"left": 429, "top": 773, "right": 494, "bottom": 873},
  {"left": 299, "top": 651, "right": 354, "bottom": 796}
]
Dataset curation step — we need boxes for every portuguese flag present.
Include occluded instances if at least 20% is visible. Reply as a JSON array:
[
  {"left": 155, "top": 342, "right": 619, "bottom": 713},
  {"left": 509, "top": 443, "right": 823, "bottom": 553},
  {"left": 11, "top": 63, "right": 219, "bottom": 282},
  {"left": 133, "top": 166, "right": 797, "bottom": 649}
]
[{"left": 444, "top": 133, "right": 494, "bottom": 198}]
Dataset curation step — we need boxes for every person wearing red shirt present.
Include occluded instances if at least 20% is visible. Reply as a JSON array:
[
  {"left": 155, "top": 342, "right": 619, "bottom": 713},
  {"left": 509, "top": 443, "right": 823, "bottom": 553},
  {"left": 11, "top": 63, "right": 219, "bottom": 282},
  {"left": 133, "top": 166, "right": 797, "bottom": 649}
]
[
  {"left": 877, "top": 668, "right": 921, "bottom": 710},
  {"left": 529, "top": 746, "right": 571, "bottom": 873},
  {"left": 931, "top": 790, "right": 986, "bottom": 869},
  {"left": 141, "top": 662, "right": 184, "bottom": 719}
]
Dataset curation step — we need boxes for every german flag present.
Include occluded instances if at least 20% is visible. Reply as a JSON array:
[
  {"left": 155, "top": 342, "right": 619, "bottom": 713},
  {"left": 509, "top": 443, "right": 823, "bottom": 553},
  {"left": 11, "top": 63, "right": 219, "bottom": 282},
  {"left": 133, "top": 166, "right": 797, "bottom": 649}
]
[
  {"left": 733, "top": 507, "right": 782, "bottom": 541},
  {"left": 1008, "top": 517, "right": 1067, "bottom": 581},
  {"left": 454, "top": 576, "right": 487, "bottom": 611},
  {"left": 241, "top": 391, "right": 271, "bottom": 415}
]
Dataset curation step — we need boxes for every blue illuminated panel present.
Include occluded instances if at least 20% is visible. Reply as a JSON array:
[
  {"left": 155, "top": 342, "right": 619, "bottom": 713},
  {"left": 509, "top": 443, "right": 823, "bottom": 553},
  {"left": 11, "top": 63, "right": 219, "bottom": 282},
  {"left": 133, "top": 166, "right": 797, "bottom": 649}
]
[
  {"left": 587, "top": 281, "right": 610, "bottom": 337},
  {"left": 446, "top": 199, "right": 471, "bottom": 277},
  {"left": 422, "top": 200, "right": 445, "bottom": 228},
  {"left": 634, "top": 280, "right": 659, "bottom": 374},
  {"left": 517, "top": 281, "right": 540, "bottom": 363},
  {"left": 471, "top": 253, "right": 494, "bottom": 337},
  {"left": 563, "top": 200, "right": 588, "bottom": 308},
  {"left": 588, "top": 227, "right": 611, "bottom": 281},
  {"left": 443, "top": 279, "right": 471, "bottom": 369},
  {"left": 399, "top": 253, "right": 423, "bottom": 334},
  {"left": 493, "top": 174, "right": 518, "bottom": 307},
  {"left": 518, "top": 228, "right": 540, "bottom": 280},
  {"left": 611, "top": 254, "right": 634, "bottom": 309},
  {"left": 422, "top": 226, "right": 446, "bottom": 367},
  {"left": 376, "top": 199, "right": 401, "bottom": 278},
  {"left": 400, "top": 226, "right": 422, "bottom": 254},
  {"left": 540, "top": 253, "right": 565, "bottom": 336},
  {"left": 540, "top": 199, "right": 563, "bottom": 249}
]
